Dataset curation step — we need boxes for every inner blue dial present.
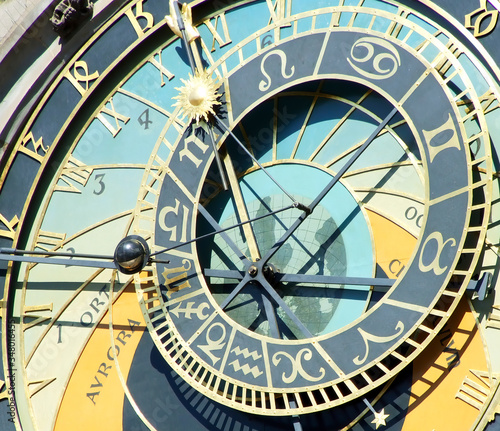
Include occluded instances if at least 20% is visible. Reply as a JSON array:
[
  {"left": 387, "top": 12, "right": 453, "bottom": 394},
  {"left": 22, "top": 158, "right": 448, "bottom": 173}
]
[{"left": 201, "top": 163, "right": 374, "bottom": 337}]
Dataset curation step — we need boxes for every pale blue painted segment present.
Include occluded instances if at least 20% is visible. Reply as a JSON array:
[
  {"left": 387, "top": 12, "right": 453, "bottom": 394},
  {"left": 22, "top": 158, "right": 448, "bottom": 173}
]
[{"left": 41, "top": 167, "right": 144, "bottom": 237}]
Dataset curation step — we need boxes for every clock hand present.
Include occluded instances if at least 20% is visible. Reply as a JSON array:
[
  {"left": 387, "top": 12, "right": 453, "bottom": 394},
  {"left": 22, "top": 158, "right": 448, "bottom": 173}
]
[
  {"left": 0, "top": 248, "right": 117, "bottom": 269},
  {"left": 208, "top": 122, "right": 229, "bottom": 190},
  {"left": 257, "top": 276, "right": 313, "bottom": 338},
  {"left": 217, "top": 272, "right": 252, "bottom": 311},
  {"left": 216, "top": 260, "right": 314, "bottom": 338},
  {"left": 276, "top": 273, "right": 394, "bottom": 290},
  {"left": 150, "top": 202, "right": 297, "bottom": 259},
  {"left": 260, "top": 106, "right": 399, "bottom": 265},
  {"left": 205, "top": 107, "right": 398, "bottom": 338},
  {"left": 261, "top": 293, "right": 281, "bottom": 338},
  {"left": 0, "top": 236, "right": 167, "bottom": 274},
  {"left": 166, "top": 0, "right": 199, "bottom": 72},
  {"left": 204, "top": 269, "right": 394, "bottom": 290},
  {"left": 215, "top": 115, "right": 310, "bottom": 213},
  {"left": 167, "top": 0, "right": 229, "bottom": 190},
  {"left": 197, "top": 203, "right": 252, "bottom": 265}
]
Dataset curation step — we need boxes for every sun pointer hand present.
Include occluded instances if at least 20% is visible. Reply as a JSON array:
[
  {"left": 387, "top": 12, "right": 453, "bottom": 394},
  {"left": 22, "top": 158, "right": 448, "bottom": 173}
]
[
  {"left": 167, "top": 1, "right": 229, "bottom": 189},
  {"left": 165, "top": 0, "right": 200, "bottom": 55}
]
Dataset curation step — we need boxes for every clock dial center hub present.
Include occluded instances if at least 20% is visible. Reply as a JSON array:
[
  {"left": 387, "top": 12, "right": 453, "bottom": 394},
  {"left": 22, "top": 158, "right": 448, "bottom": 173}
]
[
  {"left": 248, "top": 264, "right": 258, "bottom": 277},
  {"left": 201, "top": 162, "right": 375, "bottom": 336},
  {"left": 247, "top": 262, "right": 278, "bottom": 281}
]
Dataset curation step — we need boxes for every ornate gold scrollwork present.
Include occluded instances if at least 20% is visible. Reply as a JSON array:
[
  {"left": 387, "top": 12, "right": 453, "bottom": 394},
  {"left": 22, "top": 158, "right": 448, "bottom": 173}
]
[
  {"left": 347, "top": 37, "right": 401, "bottom": 80},
  {"left": 419, "top": 231, "right": 457, "bottom": 276},
  {"left": 353, "top": 322, "right": 404, "bottom": 365},
  {"left": 465, "top": 0, "right": 499, "bottom": 38},
  {"left": 259, "top": 49, "right": 295, "bottom": 92},
  {"left": 272, "top": 348, "right": 325, "bottom": 384}
]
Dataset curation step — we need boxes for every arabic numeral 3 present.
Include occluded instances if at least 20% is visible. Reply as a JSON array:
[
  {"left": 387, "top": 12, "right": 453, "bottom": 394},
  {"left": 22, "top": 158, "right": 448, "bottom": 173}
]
[{"left": 93, "top": 174, "right": 106, "bottom": 195}]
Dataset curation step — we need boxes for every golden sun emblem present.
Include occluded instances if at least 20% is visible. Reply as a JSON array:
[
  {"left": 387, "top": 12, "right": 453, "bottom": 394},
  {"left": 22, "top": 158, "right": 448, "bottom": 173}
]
[{"left": 173, "top": 70, "right": 221, "bottom": 123}]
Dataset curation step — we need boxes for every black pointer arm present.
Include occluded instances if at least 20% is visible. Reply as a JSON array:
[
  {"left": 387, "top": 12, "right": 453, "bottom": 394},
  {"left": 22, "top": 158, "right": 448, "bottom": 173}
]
[
  {"left": 215, "top": 272, "right": 312, "bottom": 338},
  {"left": 261, "top": 107, "right": 399, "bottom": 265},
  {"left": 214, "top": 116, "right": 304, "bottom": 207},
  {"left": 150, "top": 203, "right": 296, "bottom": 260},
  {"left": 277, "top": 273, "right": 395, "bottom": 290},
  {"left": 0, "top": 248, "right": 116, "bottom": 269},
  {"left": 169, "top": 1, "right": 229, "bottom": 190},
  {"left": 171, "top": 0, "right": 197, "bottom": 73},
  {"left": 258, "top": 277, "right": 313, "bottom": 338},
  {"left": 204, "top": 269, "right": 395, "bottom": 290},
  {"left": 0, "top": 236, "right": 161, "bottom": 274}
]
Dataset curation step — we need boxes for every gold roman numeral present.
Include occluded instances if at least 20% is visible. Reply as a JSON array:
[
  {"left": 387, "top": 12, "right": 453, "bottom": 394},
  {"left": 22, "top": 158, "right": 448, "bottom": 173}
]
[
  {"left": 486, "top": 305, "right": 500, "bottom": 329},
  {"left": 266, "top": 0, "right": 292, "bottom": 25},
  {"left": 433, "top": 39, "right": 462, "bottom": 78},
  {"left": 96, "top": 97, "right": 130, "bottom": 137},
  {"left": 54, "top": 155, "right": 93, "bottom": 193},
  {"left": 456, "top": 370, "right": 496, "bottom": 410},
  {"left": 385, "top": 8, "right": 411, "bottom": 38},
  {"left": 34, "top": 231, "right": 66, "bottom": 253},
  {"left": 474, "top": 89, "right": 498, "bottom": 115},
  {"left": 458, "top": 89, "right": 499, "bottom": 116},
  {"left": 203, "top": 12, "right": 232, "bottom": 52},
  {"left": 28, "top": 376, "right": 57, "bottom": 398},
  {"left": 18, "top": 132, "right": 49, "bottom": 163},
  {"left": 148, "top": 48, "right": 175, "bottom": 86},
  {"left": 23, "top": 303, "right": 53, "bottom": 331},
  {"left": 124, "top": 0, "right": 154, "bottom": 39},
  {"left": 0, "top": 214, "right": 19, "bottom": 240},
  {"left": 0, "top": 380, "right": 8, "bottom": 401}
]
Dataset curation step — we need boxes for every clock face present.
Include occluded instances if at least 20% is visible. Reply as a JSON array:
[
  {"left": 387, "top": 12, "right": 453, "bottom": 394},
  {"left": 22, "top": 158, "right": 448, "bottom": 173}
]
[{"left": 1, "top": 1, "right": 500, "bottom": 430}]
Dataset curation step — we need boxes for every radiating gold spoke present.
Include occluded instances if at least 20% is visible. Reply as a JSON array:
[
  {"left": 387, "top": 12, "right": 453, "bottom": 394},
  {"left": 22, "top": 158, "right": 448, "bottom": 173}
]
[
  {"left": 343, "top": 160, "right": 421, "bottom": 178},
  {"left": 222, "top": 151, "right": 261, "bottom": 261},
  {"left": 41, "top": 209, "right": 135, "bottom": 255},
  {"left": 308, "top": 90, "right": 372, "bottom": 162},
  {"left": 290, "top": 81, "right": 324, "bottom": 159}
]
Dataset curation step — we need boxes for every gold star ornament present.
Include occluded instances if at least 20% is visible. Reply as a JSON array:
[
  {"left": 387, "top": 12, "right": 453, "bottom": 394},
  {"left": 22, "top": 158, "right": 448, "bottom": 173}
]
[{"left": 372, "top": 408, "right": 390, "bottom": 429}]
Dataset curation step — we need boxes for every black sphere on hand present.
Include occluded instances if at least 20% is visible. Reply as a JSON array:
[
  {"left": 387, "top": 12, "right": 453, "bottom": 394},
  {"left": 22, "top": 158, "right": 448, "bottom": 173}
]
[{"left": 113, "top": 236, "right": 150, "bottom": 274}]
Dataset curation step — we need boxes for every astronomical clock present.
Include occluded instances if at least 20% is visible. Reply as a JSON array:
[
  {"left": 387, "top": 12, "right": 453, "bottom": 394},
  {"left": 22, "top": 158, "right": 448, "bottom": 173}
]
[{"left": 1, "top": 0, "right": 500, "bottom": 430}]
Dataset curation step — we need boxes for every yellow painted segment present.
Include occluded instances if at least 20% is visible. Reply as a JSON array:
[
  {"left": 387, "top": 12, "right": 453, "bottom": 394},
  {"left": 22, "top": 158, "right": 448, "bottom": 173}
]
[
  {"left": 366, "top": 210, "right": 416, "bottom": 278},
  {"left": 367, "top": 211, "right": 488, "bottom": 429},
  {"left": 402, "top": 298, "right": 488, "bottom": 430},
  {"left": 54, "top": 285, "right": 146, "bottom": 431}
]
